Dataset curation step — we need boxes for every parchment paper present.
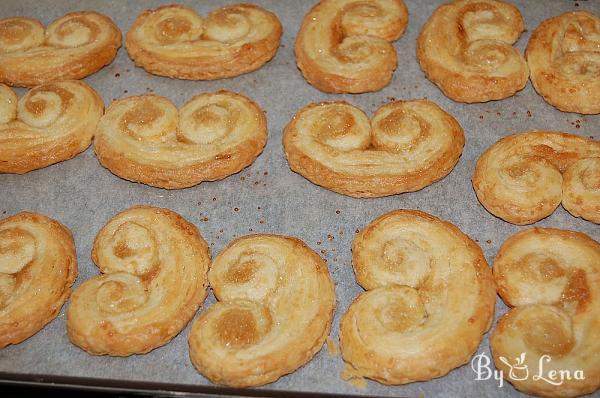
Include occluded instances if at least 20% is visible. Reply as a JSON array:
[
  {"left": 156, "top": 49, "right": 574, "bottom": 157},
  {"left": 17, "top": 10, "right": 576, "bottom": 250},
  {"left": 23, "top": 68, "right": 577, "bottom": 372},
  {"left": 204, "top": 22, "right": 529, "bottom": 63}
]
[{"left": 0, "top": 1, "right": 598, "bottom": 397}]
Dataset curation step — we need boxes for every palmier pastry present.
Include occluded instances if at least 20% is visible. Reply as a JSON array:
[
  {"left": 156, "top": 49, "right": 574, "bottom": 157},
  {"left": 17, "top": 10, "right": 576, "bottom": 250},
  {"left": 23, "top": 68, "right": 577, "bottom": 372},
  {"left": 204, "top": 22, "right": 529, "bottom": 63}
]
[
  {"left": 417, "top": 0, "right": 529, "bottom": 103},
  {"left": 283, "top": 100, "right": 464, "bottom": 198},
  {"left": 526, "top": 11, "right": 600, "bottom": 114},
  {"left": 295, "top": 0, "right": 408, "bottom": 93},
  {"left": 94, "top": 90, "right": 267, "bottom": 189},
  {"left": 340, "top": 210, "right": 496, "bottom": 384},
  {"left": 0, "top": 12, "right": 121, "bottom": 87},
  {"left": 0, "top": 212, "right": 76, "bottom": 348},
  {"left": 473, "top": 131, "right": 600, "bottom": 225},
  {"left": 188, "top": 234, "right": 335, "bottom": 387},
  {"left": 0, "top": 80, "right": 104, "bottom": 174},
  {"left": 126, "top": 4, "right": 282, "bottom": 80},
  {"left": 67, "top": 206, "right": 210, "bottom": 356},
  {"left": 491, "top": 228, "right": 600, "bottom": 397}
]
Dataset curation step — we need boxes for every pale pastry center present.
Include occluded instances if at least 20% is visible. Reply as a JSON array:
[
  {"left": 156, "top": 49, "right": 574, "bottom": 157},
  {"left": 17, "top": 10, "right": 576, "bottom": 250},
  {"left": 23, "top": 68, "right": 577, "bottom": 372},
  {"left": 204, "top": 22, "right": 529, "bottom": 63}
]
[{"left": 0, "top": 228, "right": 36, "bottom": 274}]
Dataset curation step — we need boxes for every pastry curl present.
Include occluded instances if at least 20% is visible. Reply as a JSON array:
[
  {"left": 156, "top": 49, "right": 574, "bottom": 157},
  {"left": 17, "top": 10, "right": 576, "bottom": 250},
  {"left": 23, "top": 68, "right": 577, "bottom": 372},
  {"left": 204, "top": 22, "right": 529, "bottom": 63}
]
[
  {"left": 94, "top": 90, "right": 267, "bottom": 189},
  {"left": 283, "top": 100, "right": 464, "bottom": 197},
  {"left": 67, "top": 206, "right": 210, "bottom": 356},
  {"left": 340, "top": 210, "right": 495, "bottom": 384},
  {"left": 295, "top": 0, "right": 408, "bottom": 93},
  {"left": 0, "top": 80, "right": 104, "bottom": 174},
  {"left": 526, "top": 11, "right": 600, "bottom": 115},
  {"left": 126, "top": 4, "right": 282, "bottom": 80},
  {"left": 0, "top": 212, "right": 76, "bottom": 348},
  {"left": 188, "top": 234, "right": 335, "bottom": 387},
  {"left": 472, "top": 131, "right": 600, "bottom": 225},
  {"left": 0, "top": 12, "right": 121, "bottom": 87},
  {"left": 491, "top": 228, "right": 600, "bottom": 397},
  {"left": 417, "top": 0, "right": 528, "bottom": 103}
]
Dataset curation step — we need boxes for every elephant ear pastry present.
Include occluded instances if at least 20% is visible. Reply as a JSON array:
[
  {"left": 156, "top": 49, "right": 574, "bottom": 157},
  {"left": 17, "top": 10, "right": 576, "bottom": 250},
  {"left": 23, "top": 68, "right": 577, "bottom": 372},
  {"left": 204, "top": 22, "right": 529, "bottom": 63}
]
[
  {"left": 340, "top": 209, "right": 496, "bottom": 384},
  {"left": 0, "top": 80, "right": 104, "bottom": 174},
  {"left": 417, "top": 0, "right": 528, "bottom": 103},
  {"left": 0, "top": 212, "right": 77, "bottom": 348},
  {"left": 188, "top": 234, "right": 335, "bottom": 387},
  {"left": 67, "top": 206, "right": 210, "bottom": 356},
  {"left": 526, "top": 11, "right": 600, "bottom": 114},
  {"left": 0, "top": 12, "right": 121, "bottom": 87},
  {"left": 472, "top": 131, "right": 600, "bottom": 224},
  {"left": 491, "top": 228, "right": 600, "bottom": 397},
  {"left": 94, "top": 90, "right": 267, "bottom": 189},
  {"left": 126, "top": 4, "right": 282, "bottom": 80},
  {"left": 295, "top": 0, "right": 408, "bottom": 93},
  {"left": 283, "top": 99, "right": 464, "bottom": 197}
]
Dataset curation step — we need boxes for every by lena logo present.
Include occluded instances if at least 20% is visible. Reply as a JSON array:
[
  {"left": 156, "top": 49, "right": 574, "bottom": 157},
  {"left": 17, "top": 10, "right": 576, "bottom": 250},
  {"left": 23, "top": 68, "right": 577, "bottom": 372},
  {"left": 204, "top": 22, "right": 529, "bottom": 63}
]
[{"left": 471, "top": 352, "right": 585, "bottom": 388}]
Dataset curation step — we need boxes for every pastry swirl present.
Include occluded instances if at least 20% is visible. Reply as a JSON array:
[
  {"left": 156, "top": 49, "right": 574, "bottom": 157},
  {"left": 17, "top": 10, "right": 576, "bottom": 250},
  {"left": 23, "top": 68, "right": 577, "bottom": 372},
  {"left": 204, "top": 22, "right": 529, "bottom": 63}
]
[
  {"left": 491, "top": 228, "right": 600, "bottom": 397},
  {"left": 526, "top": 11, "right": 600, "bottom": 115},
  {"left": 417, "top": 0, "right": 528, "bottom": 103},
  {"left": 126, "top": 4, "right": 282, "bottom": 80},
  {"left": 283, "top": 100, "right": 464, "bottom": 197},
  {"left": 340, "top": 210, "right": 495, "bottom": 384},
  {"left": 67, "top": 206, "right": 210, "bottom": 356},
  {"left": 94, "top": 90, "right": 267, "bottom": 189},
  {"left": 0, "top": 212, "right": 77, "bottom": 348},
  {"left": 0, "top": 80, "right": 104, "bottom": 174},
  {"left": 472, "top": 131, "right": 600, "bottom": 225},
  {"left": 295, "top": 0, "right": 408, "bottom": 93},
  {"left": 188, "top": 234, "right": 335, "bottom": 387},
  {"left": 0, "top": 12, "right": 121, "bottom": 87}
]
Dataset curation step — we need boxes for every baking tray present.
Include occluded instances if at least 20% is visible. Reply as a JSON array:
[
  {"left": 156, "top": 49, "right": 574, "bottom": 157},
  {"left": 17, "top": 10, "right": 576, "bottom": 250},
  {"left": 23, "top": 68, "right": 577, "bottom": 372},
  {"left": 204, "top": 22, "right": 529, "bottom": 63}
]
[{"left": 0, "top": 0, "right": 598, "bottom": 397}]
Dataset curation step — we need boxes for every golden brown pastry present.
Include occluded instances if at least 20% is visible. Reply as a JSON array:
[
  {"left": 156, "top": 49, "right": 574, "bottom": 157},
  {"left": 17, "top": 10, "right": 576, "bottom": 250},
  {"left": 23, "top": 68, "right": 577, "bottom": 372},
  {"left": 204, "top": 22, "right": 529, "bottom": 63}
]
[
  {"left": 188, "top": 234, "right": 335, "bottom": 387},
  {"left": 0, "top": 12, "right": 121, "bottom": 87},
  {"left": 417, "top": 0, "right": 529, "bottom": 103},
  {"left": 0, "top": 80, "right": 104, "bottom": 174},
  {"left": 94, "top": 90, "right": 267, "bottom": 189},
  {"left": 295, "top": 0, "right": 408, "bottom": 93},
  {"left": 0, "top": 212, "right": 77, "bottom": 348},
  {"left": 472, "top": 131, "right": 600, "bottom": 225},
  {"left": 126, "top": 4, "right": 282, "bottom": 80},
  {"left": 491, "top": 228, "right": 600, "bottom": 398},
  {"left": 283, "top": 100, "right": 464, "bottom": 197},
  {"left": 526, "top": 11, "right": 600, "bottom": 115},
  {"left": 340, "top": 210, "right": 496, "bottom": 384},
  {"left": 67, "top": 206, "right": 210, "bottom": 356}
]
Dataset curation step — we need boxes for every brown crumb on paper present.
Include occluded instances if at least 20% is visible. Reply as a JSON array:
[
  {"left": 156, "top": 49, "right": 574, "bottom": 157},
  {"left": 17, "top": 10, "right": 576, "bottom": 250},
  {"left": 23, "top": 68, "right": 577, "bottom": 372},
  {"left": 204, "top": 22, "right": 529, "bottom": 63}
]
[
  {"left": 341, "top": 363, "right": 367, "bottom": 390},
  {"left": 326, "top": 336, "right": 339, "bottom": 356}
]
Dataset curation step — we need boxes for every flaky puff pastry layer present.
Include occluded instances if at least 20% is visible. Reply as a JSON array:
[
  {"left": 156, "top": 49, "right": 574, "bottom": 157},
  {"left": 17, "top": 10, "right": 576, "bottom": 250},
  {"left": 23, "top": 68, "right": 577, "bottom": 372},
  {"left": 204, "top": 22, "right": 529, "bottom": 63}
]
[
  {"left": 188, "top": 235, "right": 335, "bottom": 387},
  {"left": 0, "top": 212, "right": 77, "bottom": 348},
  {"left": 491, "top": 228, "right": 600, "bottom": 398},
  {"left": 472, "top": 131, "right": 600, "bottom": 225},
  {"left": 67, "top": 206, "right": 210, "bottom": 356},
  {"left": 94, "top": 90, "right": 267, "bottom": 189},
  {"left": 417, "top": 0, "right": 529, "bottom": 103},
  {"left": 126, "top": 4, "right": 282, "bottom": 80},
  {"left": 0, "top": 81, "right": 104, "bottom": 174},
  {"left": 0, "top": 12, "right": 121, "bottom": 87},
  {"left": 283, "top": 100, "right": 464, "bottom": 198},
  {"left": 295, "top": 0, "right": 408, "bottom": 93},
  {"left": 340, "top": 210, "right": 496, "bottom": 384},
  {"left": 526, "top": 11, "right": 600, "bottom": 115}
]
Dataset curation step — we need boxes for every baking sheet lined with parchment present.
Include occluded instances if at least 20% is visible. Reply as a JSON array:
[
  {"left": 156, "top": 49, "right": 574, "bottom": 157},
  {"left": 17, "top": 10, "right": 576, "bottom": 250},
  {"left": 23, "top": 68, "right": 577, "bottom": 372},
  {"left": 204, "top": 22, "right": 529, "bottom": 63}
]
[{"left": 1, "top": 0, "right": 599, "bottom": 397}]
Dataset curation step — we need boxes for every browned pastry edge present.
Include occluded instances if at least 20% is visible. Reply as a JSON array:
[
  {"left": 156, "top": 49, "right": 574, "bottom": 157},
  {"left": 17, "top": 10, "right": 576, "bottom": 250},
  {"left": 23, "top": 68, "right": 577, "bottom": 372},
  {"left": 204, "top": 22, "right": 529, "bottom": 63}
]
[
  {"left": 66, "top": 205, "right": 210, "bottom": 356},
  {"left": 94, "top": 90, "right": 268, "bottom": 189},
  {"left": 282, "top": 101, "right": 465, "bottom": 198},
  {"left": 0, "top": 80, "right": 105, "bottom": 175},
  {"left": 125, "top": 4, "right": 282, "bottom": 80},
  {"left": 0, "top": 212, "right": 77, "bottom": 348},
  {"left": 188, "top": 234, "right": 336, "bottom": 387},
  {"left": 294, "top": 0, "right": 407, "bottom": 94},
  {"left": 0, "top": 12, "right": 122, "bottom": 87},
  {"left": 340, "top": 209, "right": 496, "bottom": 384}
]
